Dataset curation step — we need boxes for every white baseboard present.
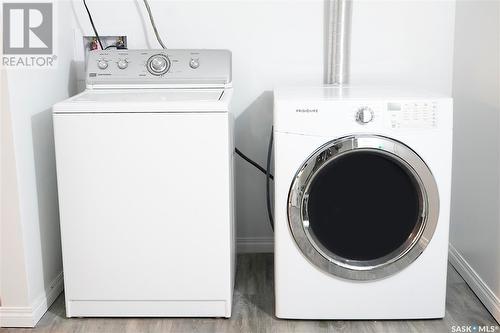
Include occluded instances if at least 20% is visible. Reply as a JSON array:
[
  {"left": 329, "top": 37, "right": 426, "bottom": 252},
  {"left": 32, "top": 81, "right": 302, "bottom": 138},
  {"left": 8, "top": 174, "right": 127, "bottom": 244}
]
[
  {"left": 449, "top": 244, "right": 500, "bottom": 324},
  {"left": 0, "top": 271, "right": 64, "bottom": 328},
  {"left": 237, "top": 237, "right": 274, "bottom": 253}
]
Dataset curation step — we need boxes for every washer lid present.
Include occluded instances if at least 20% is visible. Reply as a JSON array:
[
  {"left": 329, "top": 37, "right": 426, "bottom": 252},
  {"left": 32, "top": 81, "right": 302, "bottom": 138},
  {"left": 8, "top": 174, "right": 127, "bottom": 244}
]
[{"left": 53, "top": 89, "right": 231, "bottom": 114}]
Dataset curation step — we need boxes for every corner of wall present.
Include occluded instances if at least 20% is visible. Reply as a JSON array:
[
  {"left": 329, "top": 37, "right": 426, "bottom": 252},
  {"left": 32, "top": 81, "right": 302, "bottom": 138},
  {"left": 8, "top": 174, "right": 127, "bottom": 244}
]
[
  {"left": 0, "top": 67, "right": 31, "bottom": 327},
  {"left": 449, "top": 244, "right": 500, "bottom": 324},
  {"left": 0, "top": 272, "right": 63, "bottom": 328},
  {"left": 0, "top": 68, "right": 65, "bottom": 328},
  {"left": 450, "top": 0, "right": 500, "bottom": 325}
]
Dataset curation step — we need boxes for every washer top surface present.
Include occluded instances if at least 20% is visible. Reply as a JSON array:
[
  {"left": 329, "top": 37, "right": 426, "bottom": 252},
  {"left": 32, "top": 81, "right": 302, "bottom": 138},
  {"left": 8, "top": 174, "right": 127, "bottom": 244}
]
[
  {"left": 73, "top": 89, "right": 224, "bottom": 103},
  {"left": 53, "top": 88, "right": 231, "bottom": 114}
]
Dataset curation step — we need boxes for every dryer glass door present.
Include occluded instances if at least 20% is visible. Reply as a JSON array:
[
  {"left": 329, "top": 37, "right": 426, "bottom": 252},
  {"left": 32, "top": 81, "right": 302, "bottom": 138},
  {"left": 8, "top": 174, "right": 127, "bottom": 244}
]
[
  {"left": 307, "top": 150, "right": 420, "bottom": 261},
  {"left": 288, "top": 135, "right": 439, "bottom": 280}
]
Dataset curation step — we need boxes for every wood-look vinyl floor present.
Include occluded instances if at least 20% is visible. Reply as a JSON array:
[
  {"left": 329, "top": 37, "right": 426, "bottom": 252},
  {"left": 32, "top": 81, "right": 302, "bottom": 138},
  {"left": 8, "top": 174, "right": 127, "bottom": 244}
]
[{"left": 2, "top": 254, "right": 498, "bottom": 333}]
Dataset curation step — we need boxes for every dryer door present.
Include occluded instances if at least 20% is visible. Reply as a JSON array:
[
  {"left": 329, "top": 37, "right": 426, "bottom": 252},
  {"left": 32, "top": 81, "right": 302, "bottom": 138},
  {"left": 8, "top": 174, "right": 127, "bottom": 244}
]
[{"left": 288, "top": 135, "right": 439, "bottom": 280}]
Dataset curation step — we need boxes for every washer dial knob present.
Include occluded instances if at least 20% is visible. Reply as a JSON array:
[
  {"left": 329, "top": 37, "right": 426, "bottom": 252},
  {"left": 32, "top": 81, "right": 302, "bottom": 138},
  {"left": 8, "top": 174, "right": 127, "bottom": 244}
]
[
  {"left": 117, "top": 59, "right": 128, "bottom": 70},
  {"left": 356, "top": 107, "right": 374, "bottom": 124},
  {"left": 147, "top": 54, "right": 170, "bottom": 75},
  {"left": 189, "top": 58, "right": 200, "bottom": 69},
  {"left": 97, "top": 59, "right": 108, "bottom": 70}
]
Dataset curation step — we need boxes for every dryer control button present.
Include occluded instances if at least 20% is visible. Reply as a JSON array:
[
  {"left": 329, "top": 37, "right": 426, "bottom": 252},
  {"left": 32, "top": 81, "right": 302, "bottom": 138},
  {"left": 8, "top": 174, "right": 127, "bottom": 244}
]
[{"left": 356, "top": 107, "right": 374, "bottom": 124}]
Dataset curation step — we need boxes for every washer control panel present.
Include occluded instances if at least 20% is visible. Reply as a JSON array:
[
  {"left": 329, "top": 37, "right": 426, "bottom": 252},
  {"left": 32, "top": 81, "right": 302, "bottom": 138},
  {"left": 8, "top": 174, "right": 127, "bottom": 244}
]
[{"left": 86, "top": 49, "right": 232, "bottom": 88}]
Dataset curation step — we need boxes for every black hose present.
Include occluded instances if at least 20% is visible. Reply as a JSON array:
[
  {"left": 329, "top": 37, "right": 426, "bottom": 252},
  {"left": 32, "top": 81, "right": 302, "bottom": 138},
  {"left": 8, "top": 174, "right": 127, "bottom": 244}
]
[
  {"left": 266, "top": 128, "right": 274, "bottom": 230},
  {"left": 82, "top": 0, "right": 103, "bottom": 50},
  {"left": 234, "top": 130, "right": 275, "bottom": 231},
  {"left": 235, "top": 148, "right": 274, "bottom": 180}
]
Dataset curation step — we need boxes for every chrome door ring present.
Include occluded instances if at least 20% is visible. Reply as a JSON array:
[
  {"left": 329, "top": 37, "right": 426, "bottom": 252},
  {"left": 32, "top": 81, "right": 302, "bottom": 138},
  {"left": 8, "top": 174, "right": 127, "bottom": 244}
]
[{"left": 287, "top": 135, "right": 439, "bottom": 280}]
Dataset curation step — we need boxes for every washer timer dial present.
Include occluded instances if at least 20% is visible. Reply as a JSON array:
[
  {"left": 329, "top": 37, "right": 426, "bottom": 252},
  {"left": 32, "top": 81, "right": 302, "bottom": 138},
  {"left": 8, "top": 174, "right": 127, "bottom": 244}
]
[{"left": 146, "top": 54, "right": 171, "bottom": 76}]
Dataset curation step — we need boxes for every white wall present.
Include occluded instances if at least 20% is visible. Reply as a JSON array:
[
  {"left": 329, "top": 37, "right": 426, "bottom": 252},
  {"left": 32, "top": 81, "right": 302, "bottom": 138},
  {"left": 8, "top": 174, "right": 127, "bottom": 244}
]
[
  {"left": 0, "top": 0, "right": 75, "bottom": 327},
  {"left": 350, "top": 0, "right": 455, "bottom": 95},
  {"left": 449, "top": 0, "right": 500, "bottom": 323},
  {"left": 72, "top": 0, "right": 456, "bottom": 251}
]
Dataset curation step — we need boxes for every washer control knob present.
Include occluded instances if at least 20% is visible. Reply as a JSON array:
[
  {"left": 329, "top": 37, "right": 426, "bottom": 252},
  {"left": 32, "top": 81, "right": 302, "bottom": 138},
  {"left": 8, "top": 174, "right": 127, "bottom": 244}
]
[
  {"left": 189, "top": 58, "right": 200, "bottom": 69},
  {"left": 117, "top": 59, "right": 128, "bottom": 70},
  {"left": 151, "top": 57, "right": 166, "bottom": 71},
  {"left": 356, "top": 107, "right": 374, "bottom": 124},
  {"left": 147, "top": 54, "right": 170, "bottom": 75},
  {"left": 97, "top": 59, "right": 108, "bottom": 70}
]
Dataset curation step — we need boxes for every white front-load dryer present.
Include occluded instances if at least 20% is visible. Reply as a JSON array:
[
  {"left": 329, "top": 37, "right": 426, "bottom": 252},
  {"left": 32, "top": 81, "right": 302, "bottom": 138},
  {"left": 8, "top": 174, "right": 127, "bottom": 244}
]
[{"left": 273, "top": 86, "right": 453, "bottom": 319}]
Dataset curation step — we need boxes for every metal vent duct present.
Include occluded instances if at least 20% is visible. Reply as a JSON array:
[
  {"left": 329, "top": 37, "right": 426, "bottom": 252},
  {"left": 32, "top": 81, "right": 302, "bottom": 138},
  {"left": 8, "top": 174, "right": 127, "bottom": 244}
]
[{"left": 326, "top": 0, "right": 353, "bottom": 85}]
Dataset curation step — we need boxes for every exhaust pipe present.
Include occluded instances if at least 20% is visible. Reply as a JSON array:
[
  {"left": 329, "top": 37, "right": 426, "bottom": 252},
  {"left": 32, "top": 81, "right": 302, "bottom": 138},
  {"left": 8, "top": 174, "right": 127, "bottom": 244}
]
[{"left": 326, "top": 0, "right": 352, "bottom": 85}]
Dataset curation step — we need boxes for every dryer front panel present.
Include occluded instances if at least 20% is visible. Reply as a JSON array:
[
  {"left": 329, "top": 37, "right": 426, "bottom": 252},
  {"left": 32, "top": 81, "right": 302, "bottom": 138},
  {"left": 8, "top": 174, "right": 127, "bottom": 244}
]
[{"left": 287, "top": 135, "right": 439, "bottom": 280}]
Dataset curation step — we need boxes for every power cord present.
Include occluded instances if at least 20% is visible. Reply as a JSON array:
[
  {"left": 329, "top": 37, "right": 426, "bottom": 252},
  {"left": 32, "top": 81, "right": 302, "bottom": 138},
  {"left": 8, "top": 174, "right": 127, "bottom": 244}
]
[
  {"left": 83, "top": 0, "right": 166, "bottom": 50},
  {"left": 234, "top": 128, "right": 274, "bottom": 231},
  {"left": 266, "top": 128, "right": 274, "bottom": 230},
  {"left": 105, "top": 44, "right": 128, "bottom": 50},
  {"left": 82, "top": 0, "right": 103, "bottom": 50},
  {"left": 235, "top": 149, "right": 273, "bottom": 180},
  {"left": 143, "top": 0, "right": 167, "bottom": 49}
]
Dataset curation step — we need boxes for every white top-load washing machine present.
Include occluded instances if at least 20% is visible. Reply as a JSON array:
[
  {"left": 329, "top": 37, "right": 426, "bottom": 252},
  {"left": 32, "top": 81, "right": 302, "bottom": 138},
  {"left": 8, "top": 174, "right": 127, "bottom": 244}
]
[
  {"left": 53, "top": 49, "right": 235, "bottom": 318},
  {"left": 273, "top": 86, "right": 453, "bottom": 319}
]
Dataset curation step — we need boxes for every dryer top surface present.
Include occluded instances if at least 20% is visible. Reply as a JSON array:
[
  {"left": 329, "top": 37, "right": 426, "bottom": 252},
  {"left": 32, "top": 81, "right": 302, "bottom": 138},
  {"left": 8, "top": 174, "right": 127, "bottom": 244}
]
[{"left": 274, "top": 85, "right": 451, "bottom": 102}]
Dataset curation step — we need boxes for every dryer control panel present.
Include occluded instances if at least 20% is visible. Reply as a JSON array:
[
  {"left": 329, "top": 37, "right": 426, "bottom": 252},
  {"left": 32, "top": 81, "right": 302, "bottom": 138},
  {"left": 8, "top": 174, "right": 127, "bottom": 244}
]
[
  {"left": 273, "top": 86, "right": 452, "bottom": 136},
  {"left": 86, "top": 49, "right": 232, "bottom": 89},
  {"left": 351, "top": 101, "right": 438, "bottom": 129},
  {"left": 386, "top": 101, "right": 438, "bottom": 129}
]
